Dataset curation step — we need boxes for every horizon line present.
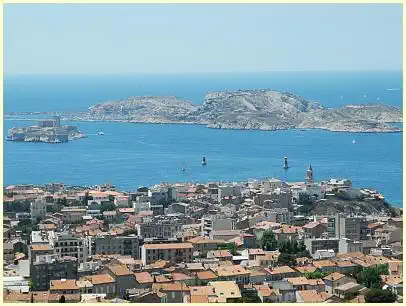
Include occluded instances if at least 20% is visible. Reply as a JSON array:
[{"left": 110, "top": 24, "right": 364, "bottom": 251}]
[{"left": 4, "top": 69, "right": 403, "bottom": 77}]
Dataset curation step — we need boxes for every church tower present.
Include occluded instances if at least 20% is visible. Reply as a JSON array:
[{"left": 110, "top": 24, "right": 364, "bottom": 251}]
[{"left": 306, "top": 163, "right": 314, "bottom": 184}]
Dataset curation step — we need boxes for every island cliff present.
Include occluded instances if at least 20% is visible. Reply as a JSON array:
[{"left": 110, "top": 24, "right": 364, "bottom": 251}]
[{"left": 6, "top": 90, "right": 403, "bottom": 133}]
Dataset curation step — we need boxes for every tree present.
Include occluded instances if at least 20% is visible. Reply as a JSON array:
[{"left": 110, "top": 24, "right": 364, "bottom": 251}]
[
  {"left": 28, "top": 279, "right": 34, "bottom": 290},
  {"left": 100, "top": 202, "right": 116, "bottom": 213},
  {"left": 305, "top": 271, "right": 328, "bottom": 279},
  {"left": 365, "top": 289, "right": 397, "bottom": 303},
  {"left": 359, "top": 264, "right": 389, "bottom": 289},
  {"left": 261, "top": 230, "right": 278, "bottom": 251},
  {"left": 59, "top": 295, "right": 66, "bottom": 303},
  {"left": 277, "top": 253, "right": 296, "bottom": 267}
]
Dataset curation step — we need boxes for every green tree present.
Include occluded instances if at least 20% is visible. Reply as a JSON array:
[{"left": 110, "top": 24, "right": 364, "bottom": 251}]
[
  {"left": 304, "top": 271, "right": 328, "bottom": 279},
  {"left": 359, "top": 264, "right": 389, "bottom": 289},
  {"left": 277, "top": 253, "right": 296, "bottom": 267},
  {"left": 100, "top": 202, "right": 116, "bottom": 213},
  {"left": 365, "top": 289, "right": 397, "bottom": 303},
  {"left": 28, "top": 279, "right": 34, "bottom": 290},
  {"left": 261, "top": 230, "right": 278, "bottom": 251}
]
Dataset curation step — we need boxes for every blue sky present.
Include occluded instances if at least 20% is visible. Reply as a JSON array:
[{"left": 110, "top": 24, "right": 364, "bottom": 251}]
[{"left": 4, "top": 4, "right": 402, "bottom": 74}]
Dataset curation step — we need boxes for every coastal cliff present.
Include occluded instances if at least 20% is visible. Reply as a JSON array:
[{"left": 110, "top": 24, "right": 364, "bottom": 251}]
[{"left": 7, "top": 90, "right": 403, "bottom": 133}]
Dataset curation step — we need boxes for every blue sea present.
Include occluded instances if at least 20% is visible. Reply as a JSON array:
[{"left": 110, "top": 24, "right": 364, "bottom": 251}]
[{"left": 3, "top": 72, "right": 403, "bottom": 206}]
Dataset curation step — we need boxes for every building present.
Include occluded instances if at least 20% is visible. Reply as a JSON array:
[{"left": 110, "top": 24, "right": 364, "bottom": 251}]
[
  {"left": 304, "top": 238, "right": 339, "bottom": 257},
  {"left": 303, "top": 222, "right": 327, "bottom": 238},
  {"left": 49, "top": 232, "right": 89, "bottom": 263},
  {"left": 105, "top": 264, "right": 137, "bottom": 298},
  {"left": 30, "top": 198, "right": 47, "bottom": 220},
  {"left": 30, "top": 254, "right": 78, "bottom": 291},
  {"left": 49, "top": 279, "right": 80, "bottom": 295},
  {"left": 80, "top": 274, "right": 116, "bottom": 296},
  {"left": 328, "top": 214, "right": 367, "bottom": 241},
  {"left": 92, "top": 235, "right": 140, "bottom": 259},
  {"left": 140, "top": 243, "right": 193, "bottom": 265},
  {"left": 211, "top": 265, "right": 250, "bottom": 284},
  {"left": 61, "top": 207, "right": 87, "bottom": 224},
  {"left": 29, "top": 244, "right": 55, "bottom": 263},
  {"left": 136, "top": 219, "right": 182, "bottom": 239}
]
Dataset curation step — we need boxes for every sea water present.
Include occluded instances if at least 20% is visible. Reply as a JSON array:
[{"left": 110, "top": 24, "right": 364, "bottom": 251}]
[{"left": 3, "top": 72, "right": 403, "bottom": 206}]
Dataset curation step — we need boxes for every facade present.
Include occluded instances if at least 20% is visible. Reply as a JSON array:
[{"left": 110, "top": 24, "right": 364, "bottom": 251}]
[
  {"left": 92, "top": 235, "right": 140, "bottom": 259},
  {"left": 50, "top": 232, "right": 88, "bottom": 263},
  {"left": 328, "top": 214, "right": 368, "bottom": 241},
  {"left": 140, "top": 243, "right": 193, "bottom": 265},
  {"left": 304, "top": 238, "right": 339, "bottom": 256},
  {"left": 61, "top": 207, "right": 87, "bottom": 224},
  {"left": 30, "top": 199, "right": 47, "bottom": 220},
  {"left": 136, "top": 220, "right": 182, "bottom": 239},
  {"left": 105, "top": 264, "right": 137, "bottom": 298},
  {"left": 30, "top": 254, "right": 78, "bottom": 291}
]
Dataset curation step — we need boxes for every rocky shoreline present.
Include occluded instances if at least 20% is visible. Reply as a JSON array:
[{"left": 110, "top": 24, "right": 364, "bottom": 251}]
[{"left": 5, "top": 89, "right": 403, "bottom": 133}]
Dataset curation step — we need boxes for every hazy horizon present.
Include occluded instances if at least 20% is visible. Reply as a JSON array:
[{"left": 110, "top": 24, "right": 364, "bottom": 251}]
[{"left": 5, "top": 4, "right": 402, "bottom": 75}]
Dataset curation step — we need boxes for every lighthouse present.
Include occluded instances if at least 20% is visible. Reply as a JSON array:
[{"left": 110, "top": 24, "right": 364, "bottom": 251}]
[
  {"left": 306, "top": 163, "right": 314, "bottom": 184},
  {"left": 283, "top": 157, "right": 289, "bottom": 169}
]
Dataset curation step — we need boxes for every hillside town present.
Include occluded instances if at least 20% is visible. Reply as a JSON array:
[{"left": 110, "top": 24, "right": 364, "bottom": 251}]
[{"left": 3, "top": 166, "right": 403, "bottom": 303}]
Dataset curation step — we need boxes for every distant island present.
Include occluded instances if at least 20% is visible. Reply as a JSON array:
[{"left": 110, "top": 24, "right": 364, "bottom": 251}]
[
  {"left": 5, "top": 90, "right": 403, "bottom": 133},
  {"left": 6, "top": 116, "right": 86, "bottom": 143}
]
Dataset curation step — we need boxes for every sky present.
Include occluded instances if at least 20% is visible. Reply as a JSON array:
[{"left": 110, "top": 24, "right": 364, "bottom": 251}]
[{"left": 4, "top": 4, "right": 402, "bottom": 75}]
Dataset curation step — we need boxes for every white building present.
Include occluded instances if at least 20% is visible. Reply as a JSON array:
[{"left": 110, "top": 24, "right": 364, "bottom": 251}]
[
  {"left": 48, "top": 232, "right": 89, "bottom": 263},
  {"left": 30, "top": 199, "right": 47, "bottom": 220},
  {"left": 263, "top": 178, "right": 282, "bottom": 193}
]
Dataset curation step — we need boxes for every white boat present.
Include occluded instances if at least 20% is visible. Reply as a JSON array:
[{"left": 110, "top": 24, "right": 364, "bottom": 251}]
[
  {"left": 352, "top": 139, "right": 356, "bottom": 144},
  {"left": 98, "top": 132, "right": 105, "bottom": 136}
]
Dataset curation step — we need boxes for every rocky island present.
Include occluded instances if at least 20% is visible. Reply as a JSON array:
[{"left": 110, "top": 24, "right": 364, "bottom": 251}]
[
  {"left": 5, "top": 90, "right": 403, "bottom": 133},
  {"left": 6, "top": 116, "right": 86, "bottom": 143}
]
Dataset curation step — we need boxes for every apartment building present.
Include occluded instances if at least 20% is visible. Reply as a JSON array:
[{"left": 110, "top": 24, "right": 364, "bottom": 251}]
[{"left": 140, "top": 243, "right": 193, "bottom": 265}]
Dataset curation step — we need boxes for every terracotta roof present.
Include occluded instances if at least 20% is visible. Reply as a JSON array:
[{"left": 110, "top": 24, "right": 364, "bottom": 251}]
[
  {"left": 196, "top": 270, "right": 218, "bottom": 280},
  {"left": 50, "top": 279, "right": 78, "bottom": 291},
  {"left": 266, "top": 265, "right": 296, "bottom": 275},
  {"left": 144, "top": 243, "right": 193, "bottom": 250},
  {"left": 155, "top": 275, "right": 171, "bottom": 283},
  {"left": 255, "top": 285, "right": 272, "bottom": 297},
  {"left": 248, "top": 248, "right": 266, "bottom": 255},
  {"left": 31, "top": 244, "right": 53, "bottom": 251},
  {"left": 286, "top": 276, "right": 324, "bottom": 286},
  {"left": 295, "top": 265, "right": 318, "bottom": 274},
  {"left": 153, "top": 283, "right": 189, "bottom": 292},
  {"left": 299, "top": 290, "right": 330, "bottom": 302},
  {"left": 87, "top": 274, "right": 115, "bottom": 285},
  {"left": 381, "top": 275, "right": 403, "bottom": 285},
  {"left": 151, "top": 260, "right": 169, "bottom": 269},
  {"left": 211, "top": 265, "right": 249, "bottom": 277},
  {"left": 336, "top": 260, "right": 356, "bottom": 268},
  {"left": 191, "top": 295, "right": 209, "bottom": 303},
  {"left": 313, "top": 260, "right": 336, "bottom": 268},
  {"left": 107, "top": 264, "right": 132, "bottom": 276},
  {"left": 323, "top": 272, "right": 346, "bottom": 281},
  {"left": 171, "top": 272, "right": 194, "bottom": 281},
  {"left": 134, "top": 272, "right": 154, "bottom": 284}
]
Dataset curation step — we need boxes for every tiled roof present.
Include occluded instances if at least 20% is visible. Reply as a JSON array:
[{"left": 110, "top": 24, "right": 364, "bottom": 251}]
[
  {"left": 88, "top": 274, "right": 115, "bottom": 285},
  {"left": 134, "top": 272, "right": 154, "bottom": 284},
  {"left": 50, "top": 279, "right": 78, "bottom": 291},
  {"left": 323, "top": 272, "right": 346, "bottom": 281},
  {"left": 144, "top": 243, "right": 193, "bottom": 250},
  {"left": 107, "top": 264, "right": 132, "bottom": 276}
]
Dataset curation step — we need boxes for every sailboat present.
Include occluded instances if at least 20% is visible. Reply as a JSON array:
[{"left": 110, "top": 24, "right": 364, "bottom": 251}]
[{"left": 352, "top": 139, "right": 356, "bottom": 144}]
